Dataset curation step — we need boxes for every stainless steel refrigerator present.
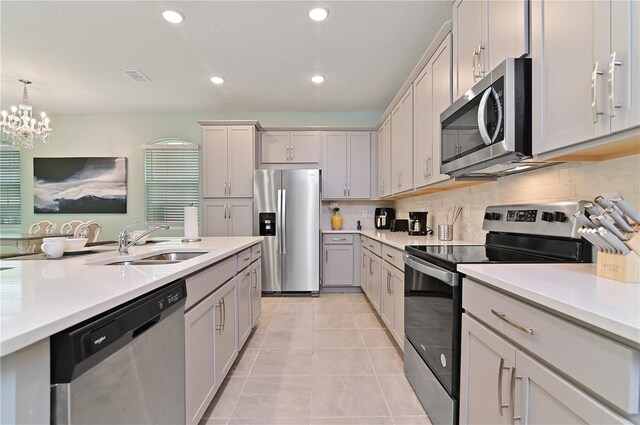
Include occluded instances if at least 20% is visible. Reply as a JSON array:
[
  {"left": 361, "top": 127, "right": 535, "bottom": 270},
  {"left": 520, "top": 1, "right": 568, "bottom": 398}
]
[{"left": 253, "top": 169, "right": 320, "bottom": 294}]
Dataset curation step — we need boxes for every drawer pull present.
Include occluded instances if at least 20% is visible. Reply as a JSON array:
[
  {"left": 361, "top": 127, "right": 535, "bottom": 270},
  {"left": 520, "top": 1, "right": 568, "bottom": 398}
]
[
  {"left": 332, "top": 238, "right": 347, "bottom": 241},
  {"left": 242, "top": 257, "right": 250, "bottom": 262},
  {"left": 386, "top": 253, "right": 394, "bottom": 259},
  {"left": 255, "top": 250, "right": 261, "bottom": 255},
  {"left": 491, "top": 309, "right": 534, "bottom": 335},
  {"left": 369, "top": 244, "right": 374, "bottom": 248}
]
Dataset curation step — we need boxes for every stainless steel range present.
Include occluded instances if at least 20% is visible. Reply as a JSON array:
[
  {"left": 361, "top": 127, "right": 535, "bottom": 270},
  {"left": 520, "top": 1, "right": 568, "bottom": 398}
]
[{"left": 402, "top": 202, "right": 593, "bottom": 425}]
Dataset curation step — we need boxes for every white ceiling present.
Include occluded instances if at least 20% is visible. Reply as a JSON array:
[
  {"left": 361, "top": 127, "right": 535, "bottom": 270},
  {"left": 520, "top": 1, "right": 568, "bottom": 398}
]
[{"left": 1, "top": 1, "right": 451, "bottom": 115}]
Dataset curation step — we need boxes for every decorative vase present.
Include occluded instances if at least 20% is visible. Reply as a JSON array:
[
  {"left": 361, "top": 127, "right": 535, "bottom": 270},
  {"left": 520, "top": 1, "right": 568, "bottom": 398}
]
[{"left": 331, "top": 212, "right": 343, "bottom": 230}]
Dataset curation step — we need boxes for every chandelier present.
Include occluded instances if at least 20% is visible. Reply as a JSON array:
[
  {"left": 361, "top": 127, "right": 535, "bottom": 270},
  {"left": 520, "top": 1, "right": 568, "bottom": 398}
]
[{"left": 1, "top": 79, "right": 52, "bottom": 149}]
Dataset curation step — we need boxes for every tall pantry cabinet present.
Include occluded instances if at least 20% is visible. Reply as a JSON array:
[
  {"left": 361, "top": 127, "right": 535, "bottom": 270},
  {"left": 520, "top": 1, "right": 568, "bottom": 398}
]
[{"left": 199, "top": 122, "right": 258, "bottom": 236}]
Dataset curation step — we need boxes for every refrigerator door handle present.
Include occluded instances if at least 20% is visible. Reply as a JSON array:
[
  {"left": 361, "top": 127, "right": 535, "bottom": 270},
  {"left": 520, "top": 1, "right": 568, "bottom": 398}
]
[
  {"left": 282, "top": 189, "right": 287, "bottom": 254},
  {"left": 277, "top": 189, "right": 282, "bottom": 255}
]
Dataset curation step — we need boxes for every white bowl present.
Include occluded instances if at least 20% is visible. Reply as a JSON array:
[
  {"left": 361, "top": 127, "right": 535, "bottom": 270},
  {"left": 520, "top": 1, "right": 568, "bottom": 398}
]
[
  {"left": 131, "top": 230, "right": 149, "bottom": 245},
  {"left": 65, "top": 238, "right": 88, "bottom": 251}
]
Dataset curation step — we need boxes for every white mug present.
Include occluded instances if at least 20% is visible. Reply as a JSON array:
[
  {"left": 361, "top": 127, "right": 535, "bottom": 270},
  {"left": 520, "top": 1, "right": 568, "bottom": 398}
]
[{"left": 41, "top": 237, "right": 66, "bottom": 259}]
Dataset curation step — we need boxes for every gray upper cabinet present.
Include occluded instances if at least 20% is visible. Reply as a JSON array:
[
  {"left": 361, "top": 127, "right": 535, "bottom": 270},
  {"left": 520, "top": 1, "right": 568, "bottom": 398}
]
[
  {"left": 414, "top": 34, "right": 453, "bottom": 189},
  {"left": 261, "top": 131, "right": 320, "bottom": 163},
  {"left": 453, "top": 0, "right": 528, "bottom": 99},
  {"left": 390, "top": 87, "right": 414, "bottom": 195},
  {"left": 378, "top": 116, "right": 392, "bottom": 198},
  {"left": 531, "top": 0, "right": 640, "bottom": 156},
  {"left": 324, "top": 131, "right": 371, "bottom": 199},
  {"left": 202, "top": 125, "right": 255, "bottom": 198}
]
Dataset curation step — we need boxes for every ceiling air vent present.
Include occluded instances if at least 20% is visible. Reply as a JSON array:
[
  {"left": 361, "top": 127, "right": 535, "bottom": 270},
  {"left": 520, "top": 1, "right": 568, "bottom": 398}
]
[{"left": 121, "top": 69, "right": 152, "bottom": 82}]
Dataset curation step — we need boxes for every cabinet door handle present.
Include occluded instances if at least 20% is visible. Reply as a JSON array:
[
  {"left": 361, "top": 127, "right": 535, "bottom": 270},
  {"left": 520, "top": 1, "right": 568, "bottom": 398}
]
[
  {"left": 224, "top": 181, "right": 228, "bottom": 196},
  {"left": 592, "top": 62, "right": 604, "bottom": 123},
  {"left": 325, "top": 249, "right": 328, "bottom": 263},
  {"left": 472, "top": 47, "right": 479, "bottom": 82},
  {"left": 386, "top": 253, "right": 394, "bottom": 259},
  {"left": 215, "top": 301, "right": 223, "bottom": 333},
  {"left": 286, "top": 146, "right": 290, "bottom": 161},
  {"left": 228, "top": 181, "right": 231, "bottom": 195},
  {"left": 252, "top": 270, "right": 257, "bottom": 290},
  {"left": 497, "top": 358, "right": 510, "bottom": 416},
  {"left": 491, "top": 309, "right": 533, "bottom": 335},
  {"left": 343, "top": 185, "right": 347, "bottom": 197},
  {"left": 228, "top": 204, "right": 231, "bottom": 220},
  {"left": 509, "top": 367, "right": 522, "bottom": 425},
  {"left": 608, "top": 52, "right": 622, "bottom": 116},
  {"left": 477, "top": 43, "right": 486, "bottom": 78},
  {"left": 427, "top": 157, "right": 432, "bottom": 177},
  {"left": 291, "top": 145, "right": 294, "bottom": 160},
  {"left": 363, "top": 253, "right": 366, "bottom": 267},
  {"left": 424, "top": 157, "right": 428, "bottom": 179},
  {"left": 347, "top": 185, "right": 351, "bottom": 197},
  {"left": 223, "top": 204, "right": 227, "bottom": 219},
  {"left": 369, "top": 257, "right": 373, "bottom": 275},
  {"left": 221, "top": 298, "right": 226, "bottom": 331}
]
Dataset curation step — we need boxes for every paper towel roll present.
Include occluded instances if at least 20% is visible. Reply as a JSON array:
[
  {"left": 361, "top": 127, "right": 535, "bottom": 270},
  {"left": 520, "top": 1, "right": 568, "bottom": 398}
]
[{"left": 184, "top": 206, "right": 199, "bottom": 239}]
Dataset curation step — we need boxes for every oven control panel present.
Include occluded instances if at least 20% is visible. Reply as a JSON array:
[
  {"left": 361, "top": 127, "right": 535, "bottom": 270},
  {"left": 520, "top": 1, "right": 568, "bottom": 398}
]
[{"left": 483, "top": 202, "right": 586, "bottom": 238}]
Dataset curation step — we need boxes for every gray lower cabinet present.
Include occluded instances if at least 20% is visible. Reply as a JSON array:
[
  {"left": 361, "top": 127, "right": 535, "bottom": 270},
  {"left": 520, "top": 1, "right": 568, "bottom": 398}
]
[
  {"left": 237, "top": 267, "right": 252, "bottom": 349},
  {"left": 460, "top": 312, "right": 632, "bottom": 425},
  {"left": 251, "top": 260, "right": 262, "bottom": 327},
  {"left": 323, "top": 234, "right": 357, "bottom": 286},
  {"left": 214, "top": 278, "right": 238, "bottom": 383}
]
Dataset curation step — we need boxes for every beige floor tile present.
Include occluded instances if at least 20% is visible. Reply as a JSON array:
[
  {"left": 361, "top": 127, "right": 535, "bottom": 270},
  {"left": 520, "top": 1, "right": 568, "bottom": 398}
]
[
  {"left": 250, "top": 349, "right": 312, "bottom": 376},
  {"left": 229, "top": 418, "right": 310, "bottom": 425},
  {"left": 255, "top": 313, "right": 274, "bottom": 330},
  {"left": 263, "top": 328, "right": 313, "bottom": 349},
  {"left": 263, "top": 297, "right": 283, "bottom": 304},
  {"left": 345, "top": 293, "right": 368, "bottom": 304},
  {"left": 232, "top": 376, "right": 312, "bottom": 419},
  {"left": 360, "top": 329, "right": 398, "bottom": 347},
  {"left": 314, "top": 303, "right": 352, "bottom": 315},
  {"left": 360, "top": 329, "right": 398, "bottom": 348},
  {"left": 202, "top": 377, "right": 246, "bottom": 419},
  {"left": 281, "top": 296, "right": 315, "bottom": 304},
  {"left": 199, "top": 418, "right": 229, "bottom": 425},
  {"left": 311, "top": 376, "right": 390, "bottom": 418},
  {"left": 349, "top": 303, "right": 376, "bottom": 314},
  {"left": 270, "top": 312, "right": 314, "bottom": 329},
  {"left": 313, "top": 313, "right": 358, "bottom": 329},
  {"left": 391, "top": 416, "right": 432, "bottom": 425},
  {"left": 313, "top": 329, "right": 364, "bottom": 348},
  {"left": 377, "top": 376, "right": 426, "bottom": 416},
  {"left": 278, "top": 303, "right": 315, "bottom": 314},
  {"left": 312, "top": 348, "right": 374, "bottom": 376},
  {"left": 261, "top": 303, "right": 279, "bottom": 315},
  {"left": 315, "top": 293, "right": 349, "bottom": 304},
  {"left": 311, "top": 417, "right": 393, "bottom": 425},
  {"left": 229, "top": 349, "right": 259, "bottom": 377},
  {"left": 367, "top": 348, "right": 404, "bottom": 375},
  {"left": 353, "top": 313, "right": 384, "bottom": 329},
  {"left": 244, "top": 328, "right": 267, "bottom": 350}
]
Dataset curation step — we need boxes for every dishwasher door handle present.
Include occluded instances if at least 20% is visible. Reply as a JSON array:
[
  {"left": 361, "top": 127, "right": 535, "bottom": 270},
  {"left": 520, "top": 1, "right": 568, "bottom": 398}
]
[{"left": 132, "top": 315, "right": 161, "bottom": 339}]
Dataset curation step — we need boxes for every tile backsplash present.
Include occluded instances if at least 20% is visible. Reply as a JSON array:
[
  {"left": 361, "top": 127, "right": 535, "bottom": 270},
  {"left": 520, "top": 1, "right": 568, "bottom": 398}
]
[
  {"left": 395, "top": 154, "right": 640, "bottom": 243},
  {"left": 321, "top": 201, "right": 393, "bottom": 231}
]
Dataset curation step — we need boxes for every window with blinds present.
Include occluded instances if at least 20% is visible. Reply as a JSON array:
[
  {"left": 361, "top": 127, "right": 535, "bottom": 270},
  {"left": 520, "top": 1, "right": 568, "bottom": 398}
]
[
  {"left": 144, "top": 140, "right": 200, "bottom": 226},
  {"left": 0, "top": 148, "right": 21, "bottom": 226}
]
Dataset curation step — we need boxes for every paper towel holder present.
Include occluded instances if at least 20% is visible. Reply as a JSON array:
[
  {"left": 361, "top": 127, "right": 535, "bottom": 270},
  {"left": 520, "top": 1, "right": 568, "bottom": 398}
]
[{"left": 182, "top": 203, "right": 202, "bottom": 242}]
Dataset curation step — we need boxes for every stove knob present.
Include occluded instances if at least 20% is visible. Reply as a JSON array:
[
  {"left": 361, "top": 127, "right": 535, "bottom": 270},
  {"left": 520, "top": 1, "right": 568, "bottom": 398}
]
[
  {"left": 490, "top": 212, "right": 501, "bottom": 221},
  {"left": 554, "top": 211, "right": 567, "bottom": 222},
  {"left": 484, "top": 213, "right": 492, "bottom": 220},
  {"left": 541, "top": 211, "right": 554, "bottom": 222}
]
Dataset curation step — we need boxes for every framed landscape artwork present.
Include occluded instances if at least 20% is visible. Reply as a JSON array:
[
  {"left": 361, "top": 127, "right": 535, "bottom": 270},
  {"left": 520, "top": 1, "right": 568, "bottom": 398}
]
[{"left": 33, "top": 157, "right": 128, "bottom": 213}]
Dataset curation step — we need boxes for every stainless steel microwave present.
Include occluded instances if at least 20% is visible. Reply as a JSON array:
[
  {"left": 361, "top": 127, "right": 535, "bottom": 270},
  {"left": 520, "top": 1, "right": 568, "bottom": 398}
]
[{"left": 440, "top": 58, "right": 532, "bottom": 177}]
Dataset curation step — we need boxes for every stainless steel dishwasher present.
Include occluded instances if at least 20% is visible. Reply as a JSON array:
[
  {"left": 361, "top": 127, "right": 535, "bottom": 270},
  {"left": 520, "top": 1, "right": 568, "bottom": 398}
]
[{"left": 50, "top": 279, "right": 187, "bottom": 425}]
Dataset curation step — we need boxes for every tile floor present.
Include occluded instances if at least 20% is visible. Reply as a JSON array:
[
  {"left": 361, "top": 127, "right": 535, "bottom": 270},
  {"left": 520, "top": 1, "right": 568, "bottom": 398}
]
[{"left": 198, "top": 292, "right": 432, "bottom": 425}]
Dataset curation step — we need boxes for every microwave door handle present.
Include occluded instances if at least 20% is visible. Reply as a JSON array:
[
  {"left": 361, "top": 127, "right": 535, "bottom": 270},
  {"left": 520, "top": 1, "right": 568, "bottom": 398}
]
[
  {"left": 403, "top": 254, "right": 458, "bottom": 286},
  {"left": 490, "top": 88, "right": 502, "bottom": 143},
  {"left": 477, "top": 87, "right": 494, "bottom": 146}
]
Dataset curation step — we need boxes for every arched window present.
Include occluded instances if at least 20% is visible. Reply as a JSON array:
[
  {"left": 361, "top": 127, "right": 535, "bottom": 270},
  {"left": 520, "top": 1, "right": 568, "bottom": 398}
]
[
  {"left": 0, "top": 144, "right": 21, "bottom": 226},
  {"left": 144, "top": 138, "right": 200, "bottom": 226}
]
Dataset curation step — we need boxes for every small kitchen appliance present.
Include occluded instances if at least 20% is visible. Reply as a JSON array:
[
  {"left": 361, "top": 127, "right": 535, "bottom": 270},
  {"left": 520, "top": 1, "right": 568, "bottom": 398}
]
[
  {"left": 403, "top": 201, "right": 593, "bottom": 424},
  {"left": 375, "top": 208, "right": 395, "bottom": 229},
  {"left": 408, "top": 212, "right": 430, "bottom": 236}
]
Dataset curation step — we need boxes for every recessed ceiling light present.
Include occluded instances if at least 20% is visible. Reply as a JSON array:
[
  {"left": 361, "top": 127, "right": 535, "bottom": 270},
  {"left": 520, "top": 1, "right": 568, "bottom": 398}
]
[
  {"left": 308, "top": 6, "right": 329, "bottom": 21},
  {"left": 210, "top": 76, "right": 225, "bottom": 85},
  {"left": 311, "top": 75, "right": 325, "bottom": 84},
  {"left": 161, "top": 8, "right": 184, "bottom": 24}
]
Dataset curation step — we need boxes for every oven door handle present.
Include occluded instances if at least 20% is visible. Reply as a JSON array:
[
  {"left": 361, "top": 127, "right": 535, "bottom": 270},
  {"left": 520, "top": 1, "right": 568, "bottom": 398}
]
[{"left": 403, "top": 254, "right": 459, "bottom": 286}]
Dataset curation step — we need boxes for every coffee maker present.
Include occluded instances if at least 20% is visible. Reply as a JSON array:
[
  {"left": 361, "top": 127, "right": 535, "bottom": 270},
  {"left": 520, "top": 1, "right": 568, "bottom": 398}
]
[
  {"left": 375, "top": 208, "right": 395, "bottom": 229},
  {"left": 408, "top": 211, "right": 430, "bottom": 236}
]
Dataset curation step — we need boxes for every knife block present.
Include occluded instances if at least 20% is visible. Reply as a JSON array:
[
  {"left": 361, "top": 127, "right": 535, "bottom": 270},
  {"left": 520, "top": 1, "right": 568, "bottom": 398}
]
[{"left": 596, "top": 235, "right": 640, "bottom": 283}]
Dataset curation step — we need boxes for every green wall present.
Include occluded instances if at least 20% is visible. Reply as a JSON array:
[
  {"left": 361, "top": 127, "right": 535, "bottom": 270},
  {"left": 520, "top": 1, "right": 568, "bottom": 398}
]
[{"left": 16, "top": 111, "right": 382, "bottom": 240}]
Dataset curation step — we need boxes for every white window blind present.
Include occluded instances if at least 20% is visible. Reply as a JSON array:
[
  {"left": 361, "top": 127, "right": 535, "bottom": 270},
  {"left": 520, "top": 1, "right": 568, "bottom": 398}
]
[
  {"left": 144, "top": 141, "right": 200, "bottom": 226},
  {"left": 0, "top": 148, "right": 21, "bottom": 226}
]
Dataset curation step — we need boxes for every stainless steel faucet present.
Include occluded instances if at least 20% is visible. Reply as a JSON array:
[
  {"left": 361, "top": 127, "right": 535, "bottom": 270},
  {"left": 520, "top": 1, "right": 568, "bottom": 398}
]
[{"left": 118, "top": 221, "right": 170, "bottom": 255}]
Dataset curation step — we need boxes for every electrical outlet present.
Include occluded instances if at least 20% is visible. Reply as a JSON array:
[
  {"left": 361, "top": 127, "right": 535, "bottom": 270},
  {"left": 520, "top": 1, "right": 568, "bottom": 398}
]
[
  {"left": 463, "top": 204, "right": 470, "bottom": 218},
  {"left": 362, "top": 210, "right": 368, "bottom": 219}
]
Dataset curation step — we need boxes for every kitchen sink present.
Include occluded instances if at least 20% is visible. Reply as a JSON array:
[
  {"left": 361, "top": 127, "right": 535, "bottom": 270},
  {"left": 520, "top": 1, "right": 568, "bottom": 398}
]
[
  {"left": 140, "top": 252, "right": 208, "bottom": 261},
  {"left": 99, "top": 251, "right": 209, "bottom": 265},
  {"left": 106, "top": 260, "right": 182, "bottom": 266}
]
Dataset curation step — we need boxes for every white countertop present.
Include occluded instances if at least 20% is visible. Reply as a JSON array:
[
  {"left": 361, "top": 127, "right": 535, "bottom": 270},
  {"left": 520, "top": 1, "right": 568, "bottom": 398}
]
[
  {"left": 0, "top": 236, "right": 262, "bottom": 357},
  {"left": 323, "top": 229, "right": 474, "bottom": 251},
  {"left": 458, "top": 263, "right": 640, "bottom": 348}
]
